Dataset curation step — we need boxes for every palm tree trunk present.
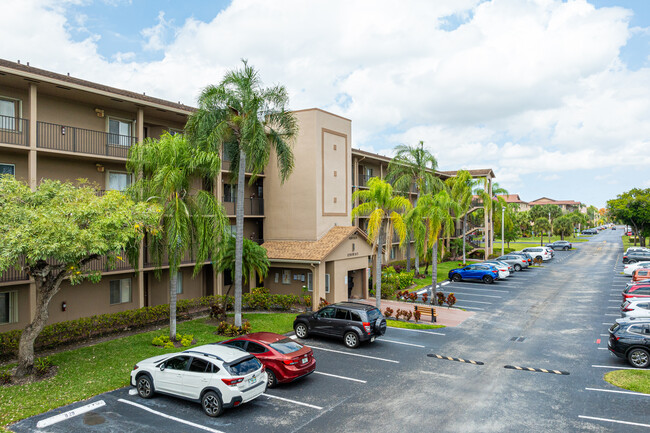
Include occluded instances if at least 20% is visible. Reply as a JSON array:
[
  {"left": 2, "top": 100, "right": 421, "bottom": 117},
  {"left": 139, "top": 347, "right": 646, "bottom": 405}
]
[
  {"left": 405, "top": 231, "right": 411, "bottom": 273},
  {"left": 169, "top": 268, "right": 178, "bottom": 340},
  {"left": 234, "top": 149, "right": 246, "bottom": 328},
  {"left": 375, "top": 224, "right": 384, "bottom": 310},
  {"left": 431, "top": 239, "right": 438, "bottom": 298},
  {"left": 462, "top": 214, "right": 467, "bottom": 264}
]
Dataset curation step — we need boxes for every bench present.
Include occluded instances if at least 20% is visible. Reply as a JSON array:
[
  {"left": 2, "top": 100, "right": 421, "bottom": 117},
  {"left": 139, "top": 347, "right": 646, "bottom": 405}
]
[{"left": 414, "top": 305, "right": 437, "bottom": 323}]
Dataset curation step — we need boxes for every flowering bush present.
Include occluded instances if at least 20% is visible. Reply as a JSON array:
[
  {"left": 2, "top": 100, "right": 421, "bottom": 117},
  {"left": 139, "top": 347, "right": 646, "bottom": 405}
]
[
  {"left": 446, "top": 293, "right": 457, "bottom": 308},
  {"left": 383, "top": 307, "right": 394, "bottom": 318}
]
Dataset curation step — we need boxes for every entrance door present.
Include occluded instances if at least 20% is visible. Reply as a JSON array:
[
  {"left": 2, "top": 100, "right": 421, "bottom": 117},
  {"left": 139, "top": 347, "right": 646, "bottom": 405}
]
[{"left": 347, "top": 271, "right": 355, "bottom": 299}]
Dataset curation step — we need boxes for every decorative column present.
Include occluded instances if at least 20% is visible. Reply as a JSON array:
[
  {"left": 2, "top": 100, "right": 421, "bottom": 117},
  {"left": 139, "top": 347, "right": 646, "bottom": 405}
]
[{"left": 136, "top": 107, "right": 146, "bottom": 308}]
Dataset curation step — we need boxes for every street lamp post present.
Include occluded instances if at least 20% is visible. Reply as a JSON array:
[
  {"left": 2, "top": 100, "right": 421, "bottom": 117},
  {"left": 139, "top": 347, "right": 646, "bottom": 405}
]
[{"left": 501, "top": 205, "right": 505, "bottom": 256}]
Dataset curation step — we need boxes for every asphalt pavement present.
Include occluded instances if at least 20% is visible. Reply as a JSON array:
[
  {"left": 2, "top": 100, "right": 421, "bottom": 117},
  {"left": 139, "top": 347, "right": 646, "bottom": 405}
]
[{"left": 10, "top": 228, "right": 650, "bottom": 432}]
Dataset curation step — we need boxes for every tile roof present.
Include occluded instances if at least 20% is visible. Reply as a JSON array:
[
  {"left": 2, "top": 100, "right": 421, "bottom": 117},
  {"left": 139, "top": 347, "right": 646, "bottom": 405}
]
[
  {"left": 438, "top": 168, "right": 495, "bottom": 178},
  {"left": 529, "top": 197, "right": 582, "bottom": 206},
  {"left": 498, "top": 194, "right": 527, "bottom": 203},
  {"left": 262, "top": 226, "right": 367, "bottom": 261}
]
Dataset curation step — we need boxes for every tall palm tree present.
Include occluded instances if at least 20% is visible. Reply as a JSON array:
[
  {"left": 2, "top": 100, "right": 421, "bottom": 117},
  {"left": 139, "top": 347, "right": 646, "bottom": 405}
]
[
  {"left": 351, "top": 178, "right": 411, "bottom": 309},
  {"left": 534, "top": 217, "right": 550, "bottom": 246},
  {"left": 127, "top": 132, "right": 229, "bottom": 340},
  {"left": 186, "top": 60, "right": 298, "bottom": 327},
  {"left": 386, "top": 141, "right": 443, "bottom": 273},
  {"left": 445, "top": 170, "right": 473, "bottom": 263},
  {"left": 410, "top": 190, "right": 460, "bottom": 297}
]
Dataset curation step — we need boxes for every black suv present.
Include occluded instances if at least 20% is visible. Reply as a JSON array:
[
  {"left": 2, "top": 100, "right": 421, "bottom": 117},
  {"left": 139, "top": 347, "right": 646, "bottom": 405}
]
[
  {"left": 608, "top": 319, "right": 650, "bottom": 368},
  {"left": 546, "top": 240, "right": 572, "bottom": 251},
  {"left": 623, "top": 250, "right": 650, "bottom": 264},
  {"left": 581, "top": 229, "right": 597, "bottom": 235},
  {"left": 293, "top": 302, "right": 387, "bottom": 349}
]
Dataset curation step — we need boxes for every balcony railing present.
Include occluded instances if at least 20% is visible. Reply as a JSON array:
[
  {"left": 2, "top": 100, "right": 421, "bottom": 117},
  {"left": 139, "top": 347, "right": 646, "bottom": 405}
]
[
  {"left": 0, "top": 256, "right": 29, "bottom": 283},
  {"left": 358, "top": 174, "right": 372, "bottom": 187},
  {"left": 0, "top": 115, "right": 29, "bottom": 146},
  {"left": 37, "top": 121, "right": 136, "bottom": 158},
  {"left": 223, "top": 198, "right": 264, "bottom": 216}
]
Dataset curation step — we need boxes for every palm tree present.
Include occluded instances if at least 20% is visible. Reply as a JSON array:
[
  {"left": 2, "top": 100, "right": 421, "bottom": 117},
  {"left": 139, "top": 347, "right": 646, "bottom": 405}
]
[
  {"left": 534, "top": 217, "right": 550, "bottom": 246},
  {"left": 186, "top": 60, "right": 298, "bottom": 327},
  {"left": 351, "top": 178, "right": 411, "bottom": 309},
  {"left": 127, "top": 132, "right": 229, "bottom": 340},
  {"left": 386, "top": 141, "right": 443, "bottom": 273},
  {"left": 445, "top": 170, "right": 473, "bottom": 263}
]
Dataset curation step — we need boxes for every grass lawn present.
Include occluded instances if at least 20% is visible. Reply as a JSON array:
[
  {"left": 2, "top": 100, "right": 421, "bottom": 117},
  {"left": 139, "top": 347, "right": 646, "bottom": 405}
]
[
  {"left": 622, "top": 234, "right": 648, "bottom": 251},
  {"left": 411, "top": 261, "right": 464, "bottom": 291},
  {"left": 604, "top": 369, "right": 650, "bottom": 394},
  {"left": 509, "top": 235, "right": 589, "bottom": 244},
  {"left": 0, "top": 313, "right": 296, "bottom": 429},
  {"left": 386, "top": 319, "right": 445, "bottom": 329}
]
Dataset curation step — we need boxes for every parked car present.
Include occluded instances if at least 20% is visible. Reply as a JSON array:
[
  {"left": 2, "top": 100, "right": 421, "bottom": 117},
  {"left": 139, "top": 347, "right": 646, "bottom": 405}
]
[
  {"left": 130, "top": 344, "right": 267, "bottom": 417},
  {"left": 612, "top": 226, "right": 616, "bottom": 230},
  {"left": 448, "top": 264, "right": 500, "bottom": 284},
  {"left": 623, "top": 251, "right": 650, "bottom": 264},
  {"left": 520, "top": 247, "right": 553, "bottom": 261},
  {"left": 293, "top": 302, "right": 387, "bottom": 349},
  {"left": 220, "top": 332, "right": 315, "bottom": 388},
  {"left": 546, "top": 240, "right": 572, "bottom": 251},
  {"left": 510, "top": 251, "right": 533, "bottom": 265},
  {"left": 625, "top": 247, "right": 650, "bottom": 255},
  {"left": 621, "top": 299, "right": 650, "bottom": 319},
  {"left": 482, "top": 260, "right": 511, "bottom": 278},
  {"left": 623, "top": 261, "right": 650, "bottom": 276},
  {"left": 608, "top": 318, "right": 650, "bottom": 368},
  {"left": 495, "top": 255, "right": 529, "bottom": 271},
  {"left": 633, "top": 268, "right": 650, "bottom": 283},
  {"left": 582, "top": 229, "right": 597, "bottom": 235},
  {"left": 622, "top": 283, "right": 650, "bottom": 302}
]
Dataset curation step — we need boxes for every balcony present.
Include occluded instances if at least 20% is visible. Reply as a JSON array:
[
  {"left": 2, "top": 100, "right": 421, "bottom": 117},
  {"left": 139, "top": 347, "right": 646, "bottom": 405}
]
[
  {"left": 0, "top": 115, "right": 29, "bottom": 146},
  {"left": 37, "top": 121, "right": 136, "bottom": 159},
  {"left": 223, "top": 198, "right": 264, "bottom": 216},
  {"left": 357, "top": 174, "right": 372, "bottom": 187}
]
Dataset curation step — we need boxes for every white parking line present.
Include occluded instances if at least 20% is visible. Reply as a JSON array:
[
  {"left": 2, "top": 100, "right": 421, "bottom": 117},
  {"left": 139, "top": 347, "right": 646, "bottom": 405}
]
[
  {"left": 264, "top": 393, "right": 323, "bottom": 410},
  {"left": 456, "top": 305, "right": 484, "bottom": 310},
  {"left": 380, "top": 338, "right": 425, "bottom": 348},
  {"left": 445, "top": 286, "right": 509, "bottom": 293},
  {"left": 604, "top": 314, "right": 620, "bottom": 316},
  {"left": 36, "top": 401, "right": 106, "bottom": 429},
  {"left": 118, "top": 399, "right": 224, "bottom": 433},
  {"left": 454, "top": 299, "right": 493, "bottom": 304},
  {"left": 579, "top": 415, "right": 650, "bottom": 429},
  {"left": 309, "top": 345, "right": 400, "bottom": 363},
  {"left": 592, "top": 365, "right": 647, "bottom": 370},
  {"left": 313, "top": 371, "right": 367, "bottom": 383},
  {"left": 608, "top": 300, "right": 620, "bottom": 302},
  {"left": 387, "top": 327, "right": 445, "bottom": 336},
  {"left": 441, "top": 281, "right": 450, "bottom": 286},
  {"left": 597, "top": 347, "right": 608, "bottom": 350},
  {"left": 586, "top": 387, "right": 650, "bottom": 398},
  {"left": 444, "top": 292, "right": 502, "bottom": 299},
  {"left": 607, "top": 306, "right": 620, "bottom": 309}
]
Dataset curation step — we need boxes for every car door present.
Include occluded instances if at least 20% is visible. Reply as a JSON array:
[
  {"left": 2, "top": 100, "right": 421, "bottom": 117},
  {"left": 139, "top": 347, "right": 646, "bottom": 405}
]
[
  {"left": 156, "top": 355, "right": 190, "bottom": 395},
  {"left": 182, "top": 357, "right": 212, "bottom": 399},
  {"left": 311, "top": 306, "right": 336, "bottom": 335},
  {"left": 246, "top": 341, "right": 271, "bottom": 359},
  {"left": 460, "top": 265, "right": 476, "bottom": 279},
  {"left": 331, "top": 308, "right": 351, "bottom": 337}
]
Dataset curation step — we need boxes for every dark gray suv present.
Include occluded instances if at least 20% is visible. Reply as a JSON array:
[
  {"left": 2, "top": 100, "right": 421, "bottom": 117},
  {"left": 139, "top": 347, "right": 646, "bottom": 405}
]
[{"left": 293, "top": 302, "right": 387, "bottom": 349}]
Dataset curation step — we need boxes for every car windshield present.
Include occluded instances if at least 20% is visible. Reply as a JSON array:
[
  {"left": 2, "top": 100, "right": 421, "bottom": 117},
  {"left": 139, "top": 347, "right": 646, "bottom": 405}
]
[
  {"left": 366, "top": 308, "right": 382, "bottom": 323},
  {"left": 270, "top": 338, "right": 304, "bottom": 354},
  {"left": 227, "top": 356, "right": 261, "bottom": 376}
]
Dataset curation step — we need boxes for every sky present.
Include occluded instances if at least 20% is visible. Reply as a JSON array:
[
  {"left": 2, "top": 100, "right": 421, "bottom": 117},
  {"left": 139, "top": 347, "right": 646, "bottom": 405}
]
[{"left": 3, "top": 0, "right": 650, "bottom": 208}]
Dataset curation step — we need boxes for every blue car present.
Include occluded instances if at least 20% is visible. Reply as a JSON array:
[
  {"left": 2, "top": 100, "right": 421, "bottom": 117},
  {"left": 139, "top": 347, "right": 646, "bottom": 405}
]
[{"left": 448, "top": 264, "right": 500, "bottom": 284}]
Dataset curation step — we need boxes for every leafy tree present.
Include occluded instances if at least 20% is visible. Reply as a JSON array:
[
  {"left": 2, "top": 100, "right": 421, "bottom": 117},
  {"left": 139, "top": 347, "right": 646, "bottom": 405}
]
[
  {"left": 569, "top": 211, "right": 587, "bottom": 234},
  {"left": 445, "top": 170, "right": 473, "bottom": 263},
  {"left": 386, "top": 141, "right": 443, "bottom": 272},
  {"left": 351, "top": 178, "right": 411, "bottom": 309},
  {"left": 0, "top": 176, "right": 159, "bottom": 377},
  {"left": 553, "top": 215, "right": 573, "bottom": 240},
  {"left": 608, "top": 189, "right": 650, "bottom": 246},
  {"left": 534, "top": 217, "right": 551, "bottom": 245},
  {"left": 127, "top": 132, "right": 228, "bottom": 339},
  {"left": 186, "top": 60, "right": 298, "bottom": 327}
]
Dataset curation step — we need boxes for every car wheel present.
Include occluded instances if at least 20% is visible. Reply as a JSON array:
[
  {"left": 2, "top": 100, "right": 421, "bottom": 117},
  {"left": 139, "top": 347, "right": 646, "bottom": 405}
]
[
  {"left": 344, "top": 331, "right": 360, "bottom": 349},
  {"left": 482, "top": 275, "right": 493, "bottom": 284},
  {"left": 136, "top": 374, "right": 154, "bottom": 399},
  {"left": 627, "top": 348, "right": 650, "bottom": 368},
  {"left": 201, "top": 391, "right": 224, "bottom": 417},
  {"left": 629, "top": 260, "right": 637, "bottom": 264},
  {"left": 294, "top": 323, "right": 308, "bottom": 339},
  {"left": 266, "top": 369, "right": 278, "bottom": 388},
  {"left": 535, "top": 256, "right": 542, "bottom": 261},
  {"left": 452, "top": 274, "right": 462, "bottom": 282},
  {"left": 514, "top": 264, "right": 522, "bottom": 271},
  {"left": 563, "top": 246, "right": 569, "bottom": 251}
]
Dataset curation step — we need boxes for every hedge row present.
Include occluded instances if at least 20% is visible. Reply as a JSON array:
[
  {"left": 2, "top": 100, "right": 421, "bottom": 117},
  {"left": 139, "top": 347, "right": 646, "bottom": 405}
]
[{"left": 0, "top": 290, "right": 304, "bottom": 360}]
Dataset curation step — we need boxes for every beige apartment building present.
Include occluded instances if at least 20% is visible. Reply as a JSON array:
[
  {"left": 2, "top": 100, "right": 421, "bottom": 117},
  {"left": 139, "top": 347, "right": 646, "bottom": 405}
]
[
  {"left": 499, "top": 194, "right": 585, "bottom": 214},
  {"left": 0, "top": 59, "right": 494, "bottom": 333}
]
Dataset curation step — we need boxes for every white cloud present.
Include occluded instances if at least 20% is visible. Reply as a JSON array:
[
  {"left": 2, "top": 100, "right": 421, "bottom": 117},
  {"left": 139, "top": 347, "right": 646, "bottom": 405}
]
[{"left": 141, "top": 11, "right": 173, "bottom": 51}]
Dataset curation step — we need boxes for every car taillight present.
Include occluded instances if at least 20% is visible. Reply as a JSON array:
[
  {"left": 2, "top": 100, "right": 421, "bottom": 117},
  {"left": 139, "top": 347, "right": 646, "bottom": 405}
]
[
  {"left": 363, "top": 322, "right": 371, "bottom": 334},
  {"left": 221, "top": 377, "right": 244, "bottom": 386},
  {"left": 283, "top": 358, "right": 300, "bottom": 365},
  {"left": 522, "top": 260, "right": 526, "bottom": 263},
  {"left": 623, "top": 256, "right": 627, "bottom": 259},
  {"left": 622, "top": 308, "right": 632, "bottom": 312},
  {"left": 133, "top": 365, "right": 139, "bottom": 371},
  {"left": 260, "top": 365, "right": 265, "bottom": 373}
]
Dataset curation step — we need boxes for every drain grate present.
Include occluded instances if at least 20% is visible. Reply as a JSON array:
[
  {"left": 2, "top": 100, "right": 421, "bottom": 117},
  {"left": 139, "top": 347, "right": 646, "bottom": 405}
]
[{"left": 510, "top": 336, "right": 526, "bottom": 342}]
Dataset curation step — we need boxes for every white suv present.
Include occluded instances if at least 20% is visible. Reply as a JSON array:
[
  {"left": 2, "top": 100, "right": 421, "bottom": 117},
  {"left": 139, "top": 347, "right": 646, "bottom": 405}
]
[
  {"left": 520, "top": 247, "right": 553, "bottom": 261},
  {"left": 130, "top": 344, "right": 267, "bottom": 417}
]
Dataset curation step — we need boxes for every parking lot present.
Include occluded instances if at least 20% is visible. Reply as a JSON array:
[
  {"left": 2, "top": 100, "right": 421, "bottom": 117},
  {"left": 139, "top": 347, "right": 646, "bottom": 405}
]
[{"left": 10, "top": 228, "right": 650, "bottom": 432}]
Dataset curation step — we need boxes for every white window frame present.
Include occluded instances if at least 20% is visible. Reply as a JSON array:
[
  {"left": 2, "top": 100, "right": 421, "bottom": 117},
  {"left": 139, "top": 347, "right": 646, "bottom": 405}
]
[
  {"left": 109, "top": 278, "right": 132, "bottom": 305},
  {"left": 282, "top": 270, "right": 291, "bottom": 285},
  {"left": 0, "top": 96, "right": 22, "bottom": 131},
  {"left": 106, "top": 170, "right": 132, "bottom": 191},
  {"left": 107, "top": 116, "right": 134, "bottom": 147},
  {"left": 390, "top": 246, "right": 396, "bottom": 260},
  {"left": 0, "top": 291, "right": 18, "bottom": 325},
  {"left": 274, "top": 272, "right": 279, "bottom": 283},
  {"left": 176, "top": 273, "right": 183, "bottom": 294},
  {"left": 325, "top": 273, "right": 330, "bottom": 293},
  {"left": 307, "top": 273, "right": 313, "bottom": 292},
  {"left": 0, "top": 163, "right": 15, "bottom": 176}
]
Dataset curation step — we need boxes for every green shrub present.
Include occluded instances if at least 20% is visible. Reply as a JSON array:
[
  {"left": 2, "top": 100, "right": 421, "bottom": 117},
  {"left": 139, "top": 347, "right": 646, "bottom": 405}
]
[
  {"left": 0, "top": 371, "right": 11, "bottom": 384},
  {"left": 215, "top": 321, "right": 251, "bottom": 337},
  {"left": 34, "top": 357, "right": 53, "bottom": 377},
  {"left": 163, "top": 341, "right": 174, "bottom": 349},
  {"left": 151, "top": 333, "right": 194, "bottom": 348}
]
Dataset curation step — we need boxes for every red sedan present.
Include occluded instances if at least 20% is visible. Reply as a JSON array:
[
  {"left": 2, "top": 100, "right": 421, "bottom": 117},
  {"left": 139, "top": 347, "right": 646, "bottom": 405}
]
[
  {"left": 622, "top": 283, "right": 650, "bottom": 302},
  {"left": 220, "top": 332, "right": 315, "bottom": 388}
]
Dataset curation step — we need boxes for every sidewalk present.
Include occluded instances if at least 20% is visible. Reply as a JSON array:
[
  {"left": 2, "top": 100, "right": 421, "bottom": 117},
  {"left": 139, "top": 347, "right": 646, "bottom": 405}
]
[{"left": 358, "top": 298, "right": 474, "bottom": 327}]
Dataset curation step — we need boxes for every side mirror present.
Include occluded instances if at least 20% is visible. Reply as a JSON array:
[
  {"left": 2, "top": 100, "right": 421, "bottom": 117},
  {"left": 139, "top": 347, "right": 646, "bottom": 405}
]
[{"left": 159, "top": 364, "right": 165, "bottom": 371}]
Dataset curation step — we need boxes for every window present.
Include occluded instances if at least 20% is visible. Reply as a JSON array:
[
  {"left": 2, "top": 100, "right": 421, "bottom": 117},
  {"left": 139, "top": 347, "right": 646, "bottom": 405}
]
[
  {"left": 224, "top": 340, "right": 247, "bottom": 350},
  {"left": 189, "top": 358, "right": 210, "bottom": 373},
  {"left": 0, "top": 97, "right": 20, "bottom": 130},
  {"left": 274, "top": 272, "right": 279, "bottom": 284},
  {"left": 107, "top": 171, "right": 131, "bottom": 191},
  {"left": 165, "top": 355, "right": 190, "bottom": 371},
  {"left": 365, "top": 167, "right": 373, "bottom": 179},
  {"left": 246, "top": 342, "right": 268, "bottom": 354},
  {"left": 334, "top": 308, "right": 349, "bottom": 320},
  {"left": 0, "top": 291, "right": 18, "bottom": 324},
  {"left": 270, "top": 338, "right": 303, "bottom": 354},
  {"left": 325, "top": 273, "right": 330, "bottom": 293},
  {"left": 224, "top": 184, "right": 237, "bottom": 202},
  {"left": 307, "top": 273, "right": 313, "bottom": 292},
  {"left": 175, "top": 273, "right": 183, "bottom": 294},
  {"left": 109, "top": 279, "right": 131, "bottom": 304},
  {"left": 0, "top": 163, "right": 15, "bottom": 176},
  {"left": 108, "top": 118, "right": 133, "bottom": 146},
  {"left": 282, "top": 270, "right": 291, "bottom": 285},
  {"left": 350, "top": 311, "right": 361, "bottom": 322},
  {"left": 628, "top": 325, "right": 644, "bottom": 335},
  {"left": 317, "top": 307, "right": 336, "bottom": 318},
  {"left": 390, "top": 246, "right": 396, "bottom": 260}
]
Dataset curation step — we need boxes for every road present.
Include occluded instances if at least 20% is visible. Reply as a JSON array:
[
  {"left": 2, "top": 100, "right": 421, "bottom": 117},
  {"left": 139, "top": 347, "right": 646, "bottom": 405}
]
[{"left": 11, "top": 228, "right": 650, "bottom": 432}]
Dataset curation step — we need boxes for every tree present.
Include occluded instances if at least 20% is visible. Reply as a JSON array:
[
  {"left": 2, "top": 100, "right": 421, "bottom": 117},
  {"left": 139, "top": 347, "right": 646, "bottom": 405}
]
[
  {"left": 127, "top": 132, "right": 229, "bottom": 340},
  {"left": 534, "top": 217, "right": 550, "bottom": 245},
  {"left": 608, "top": 189, "right": 650, "bottom": 247},
  {"left": 386, "top": 141, "right": 443, "bottom": 273},
  {"left": 445, "top": 170, "right": 473, "bottom": 263},
  {"left": 351, "top": 178, "right": 411, "bottom": 309},
  {"left": 0, "top": 176, "right": 159, "bottom": 377},
  {"left": 553, "top": 215, "right": 573, "bottom": 240},
  {"left": 186, "top": 60, "right": 298, "bottom": 327}
]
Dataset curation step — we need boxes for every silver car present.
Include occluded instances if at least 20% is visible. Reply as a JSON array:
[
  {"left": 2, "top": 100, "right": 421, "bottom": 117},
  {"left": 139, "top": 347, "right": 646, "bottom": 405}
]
[{"left": 495, "top": 255, "right": 529, "bottom": 271}]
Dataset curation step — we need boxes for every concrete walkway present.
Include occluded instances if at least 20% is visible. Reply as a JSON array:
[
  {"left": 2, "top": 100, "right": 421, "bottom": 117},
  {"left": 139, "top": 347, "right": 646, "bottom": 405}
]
[{"left": 358, "top": 298, "right": 474, "bottom": 327}]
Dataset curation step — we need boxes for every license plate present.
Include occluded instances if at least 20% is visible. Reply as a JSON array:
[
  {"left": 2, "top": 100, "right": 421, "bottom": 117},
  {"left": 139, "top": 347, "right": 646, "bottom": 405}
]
[
  {"left": 371, "top": 336, "right": 376, "bottom": 342},
  {"left": 248, "top": 376, "right": 257, "bottom": 385},
  {"left": 301, "top": 357, "right": 308, "bottom": 364}
]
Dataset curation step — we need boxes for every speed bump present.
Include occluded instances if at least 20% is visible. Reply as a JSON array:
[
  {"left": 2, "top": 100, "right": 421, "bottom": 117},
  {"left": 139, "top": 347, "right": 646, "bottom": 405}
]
[
  {"left": 504, "top": 365, "right": 569, "bottom": 375},
  {"left": 427, "top": 354, "right": 484, "bottom": 365}
]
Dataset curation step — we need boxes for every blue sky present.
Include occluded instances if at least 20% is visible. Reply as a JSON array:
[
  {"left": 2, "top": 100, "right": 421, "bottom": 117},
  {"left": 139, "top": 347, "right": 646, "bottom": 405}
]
[{"left": 3, "top": 0, "right": 650, "bottom": 208}]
